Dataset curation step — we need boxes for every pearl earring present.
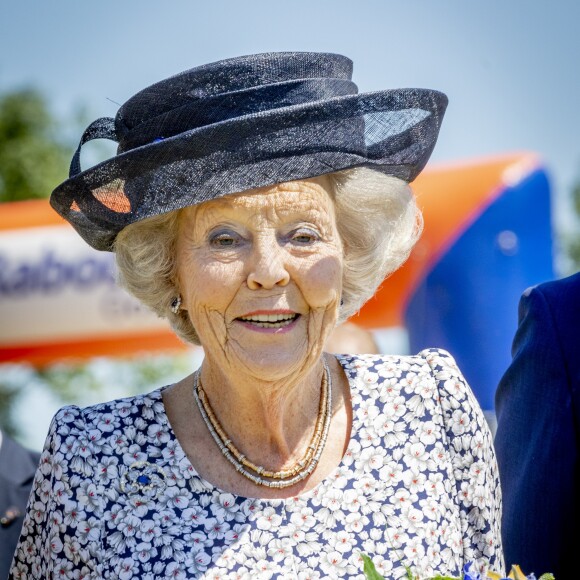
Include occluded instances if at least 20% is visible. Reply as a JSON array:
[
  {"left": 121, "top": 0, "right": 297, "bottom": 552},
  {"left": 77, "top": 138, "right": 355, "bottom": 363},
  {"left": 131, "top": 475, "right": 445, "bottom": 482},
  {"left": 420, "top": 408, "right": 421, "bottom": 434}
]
[{"left": 170, "top": 296, "right": 182, "bottom": 314}]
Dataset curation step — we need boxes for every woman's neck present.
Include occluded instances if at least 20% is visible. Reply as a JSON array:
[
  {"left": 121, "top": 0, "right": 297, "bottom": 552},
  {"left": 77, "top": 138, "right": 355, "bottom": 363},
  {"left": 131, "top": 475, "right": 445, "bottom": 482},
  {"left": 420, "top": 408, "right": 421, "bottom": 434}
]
[{"left": 197, "top": 354, "right": 326, "bottom": 468}]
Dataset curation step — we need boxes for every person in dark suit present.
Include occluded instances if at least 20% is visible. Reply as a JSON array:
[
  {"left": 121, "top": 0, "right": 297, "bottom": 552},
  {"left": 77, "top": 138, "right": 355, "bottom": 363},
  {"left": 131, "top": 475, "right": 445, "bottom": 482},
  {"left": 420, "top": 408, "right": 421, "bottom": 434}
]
[
  {"left": 0, "top": 430, "right": 39, "bottom": 579},
  {"left": 495, "top": 271, "right": 580, "bottom": 579}
]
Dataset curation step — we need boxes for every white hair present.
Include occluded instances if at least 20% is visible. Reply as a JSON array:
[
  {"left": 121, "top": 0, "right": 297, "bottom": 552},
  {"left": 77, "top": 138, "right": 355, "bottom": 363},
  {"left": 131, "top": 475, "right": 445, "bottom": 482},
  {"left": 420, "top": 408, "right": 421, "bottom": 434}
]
[{"left": 114, "top": 167, "right": 422, "bottom": 345}]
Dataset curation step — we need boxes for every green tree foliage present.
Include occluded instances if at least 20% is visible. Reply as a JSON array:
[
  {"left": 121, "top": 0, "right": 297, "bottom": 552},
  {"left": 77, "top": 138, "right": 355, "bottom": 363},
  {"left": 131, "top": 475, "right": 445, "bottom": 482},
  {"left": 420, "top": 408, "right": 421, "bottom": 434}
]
[{"left": 0, "top": 88, "right": 70, "bottom": 202}]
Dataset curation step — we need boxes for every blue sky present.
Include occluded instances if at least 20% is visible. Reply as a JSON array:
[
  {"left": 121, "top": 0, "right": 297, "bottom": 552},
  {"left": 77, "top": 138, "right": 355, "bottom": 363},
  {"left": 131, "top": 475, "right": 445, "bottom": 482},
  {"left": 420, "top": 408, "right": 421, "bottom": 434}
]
[{"left": 1, "top": 0, "right": 579, "bottom": 249}]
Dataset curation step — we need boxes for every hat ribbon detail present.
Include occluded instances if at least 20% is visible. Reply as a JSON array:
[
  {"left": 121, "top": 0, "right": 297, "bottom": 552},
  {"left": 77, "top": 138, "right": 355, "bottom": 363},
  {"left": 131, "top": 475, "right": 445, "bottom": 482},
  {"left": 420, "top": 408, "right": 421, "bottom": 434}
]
[{"left": 69, "top": 117, "right": 118, "bottom": 178}]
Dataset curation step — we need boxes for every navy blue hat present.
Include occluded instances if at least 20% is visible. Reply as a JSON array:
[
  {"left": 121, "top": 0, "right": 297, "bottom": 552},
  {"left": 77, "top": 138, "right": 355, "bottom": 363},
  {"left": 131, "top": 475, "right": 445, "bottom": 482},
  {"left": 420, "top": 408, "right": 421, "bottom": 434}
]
[{"left": 50, "top": 52, "right": 448, "bottom": 251}]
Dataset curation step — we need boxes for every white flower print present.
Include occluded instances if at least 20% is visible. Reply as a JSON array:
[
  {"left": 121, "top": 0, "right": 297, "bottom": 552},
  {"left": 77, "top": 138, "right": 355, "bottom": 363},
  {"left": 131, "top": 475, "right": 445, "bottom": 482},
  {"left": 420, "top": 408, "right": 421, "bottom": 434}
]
[
  {"left": 342, "top": 435, "right": 360, "bottom": 463},
  {"left": 9, "top": 351, "right": 503, "bottom": 579},
  {"left": 243, "top": 533, "right": 269, "bottom": 557},
  {"left": 383, "top": 420, "right": 408, "bottom": 448},
  {"left": 153, "top": 507, "right": 177, "bottom": 528},
  {"left": 135, "top": 541, "right": 158, "bottom": 563},
  {"left": 118, "top": 513, "right": 141, "bottom": 540},
  {"left": 377, "top": 460, "right": 404, "bottom": 489},
  {"left": 113, "top": 400, "right": 135, "bottom": 419},
  {"left": 95, "top": 455, "right": 118, "bottom": 486},
  {"left": 181, "top": 504, "right": 204, "bottom": 526},
  {"left": 406, "top": 392, "right": 429, "bottom": 420},
  {"left": 256, "top": 506, "right": 283, "bottom": 531},
  {"left": 450, "top": 408, "right": 471, "bottom": 436},
  {"left": 211, "top": 493, "right": 239, "bottom": 521},
  {"left": 123, "top": 443, "right": 148, "bottom": 466},
  {"left": 96, "top": 411, "right": 118, "bottom": 432},
  {"left": 129, "top": 496, "right": 157, "bottom": 518},
  {"left": 53, "top": 560, "right": 74, "bottom": 579},
  {"left": 458, "top": 480, "right": 473, "bottom": 504},
  {"left": 344, "top": 510, "right": 368, "bottom": 534},
  {"left": 148, "top": 422, "right": 171, "bottom": 444},
  {"left": 109, "top": 432, "right": 129, "bottom": 451},
  {"left": 70, "top": 455, "right": 93, "bottom": 478},
  {"left": 203, "top": 517, "right": 228, "bottom": 541},
  {"left": 320, "top": 550, "right": 348, "bottom": 577},
  {"left": 50, "top": 451, "right": 66, "bottom": 480},
  {"left": 139, "top": 519, "right": 162, "bottom": 543},
  {"left": 49, "top": 534, "right": 64, "bottom": 556},
  {"left": 76, "top": 517, "right": 100, "bottom": 544},
  {"left": 357, "top": 396, "right": 380, "bottom": 423},
  {"left": 478, "top": 530, "right": 498, "bottom": 558},
  {"left": 430, "top": 441, "right": 449, "bottom": 472},
  {"left": 72, "top": 565, "right": 93, "bottom": 580},
  {"left": 165, "top": 561, "right": 187, "bottom": 579},
  {"left": 342, "top": 487, "right": 367, "bottom": 513},
  {"left": 48, "top": 508, "right": 64, "bottom": 533},
  {"left": 401, "top": 505, "right": 426, "bottom": 535},
  {"left": 38, "top": 449, "right": 55, "bottom": 476},
  {"left": 327, "top": 464, "right": 349, "bottom": 489},
  {"left": 419, "top": 496, "right": 442, "bottom": 521},
  {"left": 402, "top": 469, "right": 426, "bottom": 495},
  {"left": 358, "top": 445, "right": 386, "bottom": 472},
  {"left": 417, "top": 420, "right": 438, "bottom": 446},
  {"left": 187, "top": 550, "right": 212, "bottom": 574},
  {"left": 266, "top": 538, "right": 290, "bottom": 563},
  {"left": 471, "top": 485, "right": 491, "bottom": 512},
  {"left": 376, "top": 358, "right": 406, "bottom": 378},
  {"left": 84, "top": 429, "right": 104, "bottom": 449},
  {"left": 425, "top": 469, "right": 445, "bottom": 493},
  {"left": 403, "top": 440, "right": 430, "bottom": 471},
  {"left": 468, "top": 459, "right": 487, "bottom": 485},
  {"left": 352, "top": 474, "right": 378, "bottom": 495},
  {"left": 294, "top": 532, "right": 321, "bottom": 557},
  {"left": 330, "top": 530, "right": 353, "bottom": 553},
  {"left": 377, "top": 375, "right": 403, "bottom": 400},
  {"left": 358, "top": 424, "right": 381, "bottom": 448},
  {"left": 159, "top": 535, "right": 186, "bottom": 562},
  {"left": 77, "top": 482, "right": 103, "bottom": 512},
  {"left": 297, "top": 564, "right": 321, "bottom": 580},
  {"left": 187, "top": 530, "right": 210, "bottom": 553},
  {"left": 62, "top": 535, "right": 82, "bottom": 562},
  {"left": 31, "top": 499, "right": 47, "bottom": 525},
  {"left": 158, "top": 487, "right": 190, "bottom": 511},
  {"left": 319, "top": 487, "right": 344, "bottom": 512}
]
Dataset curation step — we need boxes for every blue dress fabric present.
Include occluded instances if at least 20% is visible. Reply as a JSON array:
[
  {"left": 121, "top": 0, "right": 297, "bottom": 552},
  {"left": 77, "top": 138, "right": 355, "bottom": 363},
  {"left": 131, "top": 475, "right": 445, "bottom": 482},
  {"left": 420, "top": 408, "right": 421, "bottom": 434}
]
[
  {"left": 10, "top": 349, "right": 503, "bottom": 579},
  {"left": 495, "top": 272, "right": 580, "bottom": 579}
]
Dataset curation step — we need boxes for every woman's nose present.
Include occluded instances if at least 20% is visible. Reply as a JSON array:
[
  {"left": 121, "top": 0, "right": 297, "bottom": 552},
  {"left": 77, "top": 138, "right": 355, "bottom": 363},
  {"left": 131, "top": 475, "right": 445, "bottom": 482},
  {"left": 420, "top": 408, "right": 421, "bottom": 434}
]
[{"left": 246, "top": 239, "right": 290, "bottom": 290}]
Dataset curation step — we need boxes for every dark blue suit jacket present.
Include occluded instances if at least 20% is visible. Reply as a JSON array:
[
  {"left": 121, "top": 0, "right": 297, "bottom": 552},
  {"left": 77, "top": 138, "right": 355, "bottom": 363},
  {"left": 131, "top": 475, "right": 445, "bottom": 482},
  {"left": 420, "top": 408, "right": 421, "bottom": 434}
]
[
  {"left": 0, "top": 433, "right": 39, "bottom": 580},
  {"left": 495, "top": 272, "right": 580, "bottom": 579}
]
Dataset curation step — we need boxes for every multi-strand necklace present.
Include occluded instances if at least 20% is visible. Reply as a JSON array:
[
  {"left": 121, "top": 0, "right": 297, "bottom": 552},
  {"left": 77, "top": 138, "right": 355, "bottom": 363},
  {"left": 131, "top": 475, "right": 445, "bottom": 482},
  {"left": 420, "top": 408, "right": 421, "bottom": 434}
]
[{"left": 192, "top": 359, "right": 332, "bottom": 489}]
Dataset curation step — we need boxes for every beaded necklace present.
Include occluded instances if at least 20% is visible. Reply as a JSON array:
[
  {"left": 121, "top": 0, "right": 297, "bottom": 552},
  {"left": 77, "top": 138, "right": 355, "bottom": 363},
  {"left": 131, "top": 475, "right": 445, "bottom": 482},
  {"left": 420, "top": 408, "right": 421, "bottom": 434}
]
[{"left": 193, "top": 359, "right": 332, "bottom": 489}]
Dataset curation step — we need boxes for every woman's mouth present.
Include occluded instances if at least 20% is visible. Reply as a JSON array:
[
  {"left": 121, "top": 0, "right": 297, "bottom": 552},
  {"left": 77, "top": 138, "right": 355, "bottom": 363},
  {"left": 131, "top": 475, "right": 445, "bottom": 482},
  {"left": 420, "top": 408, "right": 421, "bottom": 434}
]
[{"left": 236, "top": 312, "right": 299, "bottom": 329}]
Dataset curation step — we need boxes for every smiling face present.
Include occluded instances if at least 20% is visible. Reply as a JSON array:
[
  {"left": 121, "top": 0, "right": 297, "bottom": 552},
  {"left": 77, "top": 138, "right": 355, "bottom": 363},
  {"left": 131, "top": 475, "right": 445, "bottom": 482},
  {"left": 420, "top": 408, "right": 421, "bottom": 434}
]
[{"left": 175, "top": 177, "right": 343, "bottom": 381}]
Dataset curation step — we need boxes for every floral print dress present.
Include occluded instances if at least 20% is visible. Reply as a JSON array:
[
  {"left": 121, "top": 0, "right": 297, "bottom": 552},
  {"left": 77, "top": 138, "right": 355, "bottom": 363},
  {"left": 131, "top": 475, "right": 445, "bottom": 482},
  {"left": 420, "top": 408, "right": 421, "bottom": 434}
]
[{"left": 10, "top": 349, "right": 503, "bottom": 579}]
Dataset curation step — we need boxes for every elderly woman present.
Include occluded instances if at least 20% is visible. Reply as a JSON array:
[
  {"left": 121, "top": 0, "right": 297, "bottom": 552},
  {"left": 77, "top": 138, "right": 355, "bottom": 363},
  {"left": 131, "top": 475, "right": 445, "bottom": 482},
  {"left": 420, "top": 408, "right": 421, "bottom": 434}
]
[{"left": 10, "top": 52, "right": 503, "bottom": 579}]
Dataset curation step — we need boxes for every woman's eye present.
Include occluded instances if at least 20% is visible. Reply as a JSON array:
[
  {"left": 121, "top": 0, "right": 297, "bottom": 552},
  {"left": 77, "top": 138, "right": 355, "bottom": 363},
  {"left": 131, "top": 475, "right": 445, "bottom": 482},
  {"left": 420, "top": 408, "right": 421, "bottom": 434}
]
[
  {"left": 291, "top": 228, "right": 319, "bottom": 244},
  {"left": 209, "top": 231, "right": 240, "bottom": 248}
]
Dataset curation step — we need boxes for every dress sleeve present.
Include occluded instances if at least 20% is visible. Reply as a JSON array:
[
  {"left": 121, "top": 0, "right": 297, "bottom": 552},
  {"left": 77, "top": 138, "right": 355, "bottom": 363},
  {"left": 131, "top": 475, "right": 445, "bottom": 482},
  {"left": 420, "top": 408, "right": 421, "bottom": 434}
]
[
  {"left": 422, "top": 348, "right": 504, "bottom": 574},
  {"left": 9, "top": 406, "right": 102, "bottom": 579}
]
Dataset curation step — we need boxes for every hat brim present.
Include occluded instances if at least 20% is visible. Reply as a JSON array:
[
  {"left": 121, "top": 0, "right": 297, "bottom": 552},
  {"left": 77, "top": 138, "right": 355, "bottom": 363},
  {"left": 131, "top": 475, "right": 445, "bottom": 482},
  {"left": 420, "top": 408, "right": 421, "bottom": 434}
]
[{"left": 51, "top": 88, "right": 447, "bottom": 251}]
